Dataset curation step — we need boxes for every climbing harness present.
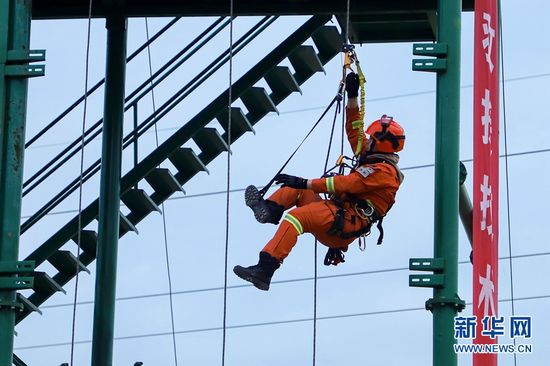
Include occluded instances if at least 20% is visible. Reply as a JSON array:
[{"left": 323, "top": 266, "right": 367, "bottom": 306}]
[{"left": 326, "top": 193, "right": 381, "bottom": 237}]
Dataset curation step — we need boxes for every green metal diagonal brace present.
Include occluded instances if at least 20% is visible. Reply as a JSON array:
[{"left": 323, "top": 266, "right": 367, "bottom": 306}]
[
  {"left": 14, "top": 15, "right": 334, "bottom": 329},
  {"left": 21, "top": 14, "right": 332, "bottom": 271}
]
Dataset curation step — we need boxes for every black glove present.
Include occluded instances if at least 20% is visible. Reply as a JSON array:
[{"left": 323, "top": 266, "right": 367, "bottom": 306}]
[
  {"left": 275, "top": 174, "right": 307, "bottom": 189},
  {"left": 345, "top": 72, "right": 359, "bottom": 98}
]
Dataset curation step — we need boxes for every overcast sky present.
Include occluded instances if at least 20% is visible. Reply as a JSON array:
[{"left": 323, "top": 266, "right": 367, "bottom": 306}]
[{"left": 12, "top": 1, "right": 550, "bottom": 365}]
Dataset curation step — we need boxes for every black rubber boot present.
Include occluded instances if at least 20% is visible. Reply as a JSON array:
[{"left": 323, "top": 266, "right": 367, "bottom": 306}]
[
  {"left": 244, "top": 185, "right": 284, "bottom": 224},
  {"left": 233, "top": 252, "right": 281, "bottom": 291}
]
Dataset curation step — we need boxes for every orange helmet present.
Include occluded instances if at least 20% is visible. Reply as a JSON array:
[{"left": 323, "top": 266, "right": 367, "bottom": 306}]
[{"left": 366, "top": 115, "right": 405, "bottom": 153}]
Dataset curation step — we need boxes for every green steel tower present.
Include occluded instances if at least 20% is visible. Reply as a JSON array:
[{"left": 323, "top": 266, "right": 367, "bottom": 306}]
[{"left": 1, "top": 1, "right": 474, "bottom": 365}]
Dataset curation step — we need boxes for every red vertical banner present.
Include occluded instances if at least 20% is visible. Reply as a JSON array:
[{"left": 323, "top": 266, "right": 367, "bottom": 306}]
[{"left": 473, "top": 0, "right": 499, "bottom": 365}]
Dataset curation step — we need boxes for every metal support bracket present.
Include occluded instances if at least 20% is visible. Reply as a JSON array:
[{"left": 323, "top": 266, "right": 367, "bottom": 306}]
[
  {"left": 0, "top": 301, "right": 24, "bottom": 311},
  {"left": 0, "top": 277, "right": 34, "bottom": 290},
  {"left": 409, "top": 258, "right": 445, "bottom": 288},
  {"left": 0, "top": 261, "right": 35, "bottom": 309},
  {"left": 7, "top": 49, "right": 46, "bottom": 63},
  {"left": 4, "top": 64, "right": 45, "bottom": 78},
  {"left": 0, "top": 261, "right": 35, "bottom": 274},
  {"left": 413, "top": 43, "right": 448, "bottom": 56},
  {"left": 412, "top": 43, "right": 447, "bottom": 72},
  {"left": 425, "top": 294, "right": 466, "bottom": 313},
  {"left": 5, "top": 49, "right": 46, "bottom": 78}
]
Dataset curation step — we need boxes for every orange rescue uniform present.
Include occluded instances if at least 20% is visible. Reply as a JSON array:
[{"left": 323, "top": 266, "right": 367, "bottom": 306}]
[{"left": 262, "top": 106, "right": 403, "bottom": 262}]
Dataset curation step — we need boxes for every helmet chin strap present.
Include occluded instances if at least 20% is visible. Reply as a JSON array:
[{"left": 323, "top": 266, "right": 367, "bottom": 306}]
[{"left": 365, "top": 138, "right": 377, "bottom": 154}]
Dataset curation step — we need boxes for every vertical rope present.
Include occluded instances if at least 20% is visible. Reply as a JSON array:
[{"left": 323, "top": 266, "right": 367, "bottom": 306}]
[
  {"left": 343, "top": 0, "right": 351, "bottom": 151},
  {"left": 345, "top": 0, "right": 351, "bottom": 43},
  {"left": 313, "top": 3, "right": 354, "bottom": 364},
  {"left": 145, "top": 18, "right": 179, "bottom": 366},
  {"left": 222, "top": 1, "right": 234, "bottom": 365},
  {"left": 498, "top": 2, "right": 517, "bottom": 365},
  {"left": 324, "top": 101, "right": 342, "bottom": 173},
  {"left": 312, "top": 236, "right": 318, "bottom": 366},
  {"left": 70, "top": 1, "right": 93, "bottom": 365}
]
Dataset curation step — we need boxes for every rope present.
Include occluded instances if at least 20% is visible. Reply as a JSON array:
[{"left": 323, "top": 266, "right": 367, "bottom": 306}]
[
  {"left": 258, "top": 93, "right": 343, "bottom": 197},
  {"left": 312, "top": 6, "right": 356, "bottom": 362},
  {"left": 313, "top": 101, "right": 341, "bottom": 364},
  {"left": 144, "top": 18, "right": 179, "bottom": 366},
  {"left": 345, "top": 0, "right": 351, "bottom": 43},
  {"left": 222, "top": 0, "right": 234, "bottom": 364},
  {"left": 312, "top": 235, "right": 318, "bottom": 366},
  {"left": 498, "top": 2, "right": 517, "bottom": 365},
  {"left": 323, "top": 100, "right": 342, "bottom": 174},
  {"left": 70, "top": 1, "right": 93, "bottom": 365}
]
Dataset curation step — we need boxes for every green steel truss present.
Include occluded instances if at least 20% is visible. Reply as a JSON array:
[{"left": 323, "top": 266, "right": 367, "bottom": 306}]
[
  {"left": 1, "top": 0, "right": 473, "bottom": 364},
  {"left": 16, "top": 14, "right": 342, "bottom": 325}
]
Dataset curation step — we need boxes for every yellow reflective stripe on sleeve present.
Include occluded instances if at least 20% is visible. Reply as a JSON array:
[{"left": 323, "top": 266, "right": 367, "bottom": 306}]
[
  {"left": 352, "top": 120, "right": 362, "bottom": 129},
  {"left": 325, "top": 177, "right": 335, "bottom": 194},
  {"left": 284, "top": 214, "right": 303, "bottom": 235},
  {"left": 355, "top": 134, "right": 363, "bottom": 156}
]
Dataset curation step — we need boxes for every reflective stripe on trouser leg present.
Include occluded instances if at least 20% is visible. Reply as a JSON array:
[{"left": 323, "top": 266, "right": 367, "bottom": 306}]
[
  {"left": 283, "top": 213, "right": 303, "bottom": 234},
  {"left": 261, "top": 216, "right": 303, "bottom": 261}
]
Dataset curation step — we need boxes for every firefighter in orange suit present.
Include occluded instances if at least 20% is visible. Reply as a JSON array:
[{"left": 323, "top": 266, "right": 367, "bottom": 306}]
[{"left": 234, "top": 73, "right": 405, "bottom": 291}]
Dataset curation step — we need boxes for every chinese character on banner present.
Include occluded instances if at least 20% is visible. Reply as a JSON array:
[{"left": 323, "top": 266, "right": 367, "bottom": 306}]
[
  {"left": 481, "top": 89, "right": 492, "bottom": 145},
  {"left": 473, "top": 1, "right": 499, "bottom": 366},
  {"left": 480, "top": 175, "right": 493, "bottom": 237},
  {"left": 482, "top": 13, "right": 496, "bottom": 72},
  {"left": 478, "top": 264, "right": 496, "bottom": 317}
]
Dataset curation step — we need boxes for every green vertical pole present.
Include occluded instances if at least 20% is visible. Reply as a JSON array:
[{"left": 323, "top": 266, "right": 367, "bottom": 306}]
[
  {"left": 432, "top": 1, "right": 462, "bottom": 365},
  {"left": 91, "top": 14, "right": 127, "bottom": 366},
  {"left": 0, "top": 0, "right": 31, "bottom": 364}
]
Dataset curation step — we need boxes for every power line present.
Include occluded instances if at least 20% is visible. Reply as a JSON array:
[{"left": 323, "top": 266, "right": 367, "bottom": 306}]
[
  {"left": 23, "top": 72, "right": 550, "bottom": 152},
  {"left": 40, "top": 251, "right": 550, "bottom": 310},
  {"left": 144, "top": 16, "right": 179, "bottom": 366},
  {"left": 14, "top": 292, "right": 550, "bottom": 351},
  {"left": 21, "top": 147, "right": 550, "bottom": 219}
]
